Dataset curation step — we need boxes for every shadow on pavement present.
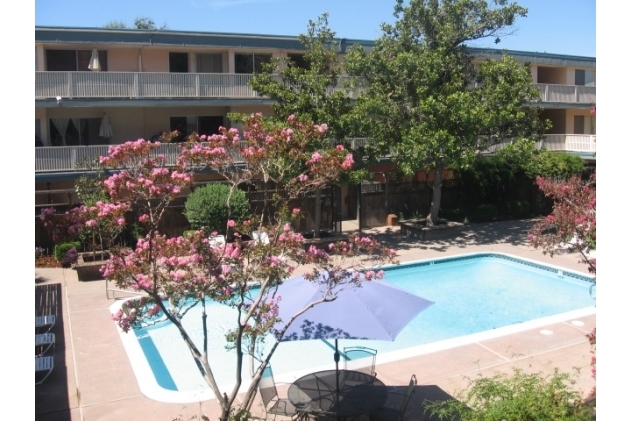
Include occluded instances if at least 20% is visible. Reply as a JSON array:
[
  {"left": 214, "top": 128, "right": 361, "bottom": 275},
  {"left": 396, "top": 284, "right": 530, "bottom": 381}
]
[{"left": 36, "top": 283, "right": 73, "bottom": 421}]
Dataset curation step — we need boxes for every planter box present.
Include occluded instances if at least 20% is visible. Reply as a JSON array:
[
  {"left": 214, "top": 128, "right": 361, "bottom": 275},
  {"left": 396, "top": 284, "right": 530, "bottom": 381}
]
[
  {"left": 399, "top": 219, "right": 464, "bottom": 241},
  {"left": 73, "top": 251, "right": 110, "bottom": 282},
  {"left": 302, "top": 231, "right": 349, "bottom": 252}
]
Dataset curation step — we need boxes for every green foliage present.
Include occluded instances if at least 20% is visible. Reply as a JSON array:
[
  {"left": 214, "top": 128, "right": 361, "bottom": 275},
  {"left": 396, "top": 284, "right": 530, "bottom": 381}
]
[
  {"left": 75, "top": 158, "right": 108, "bottom": 206},
  {"left": 103, "top": 16, "right": 167, "bottom": 29},
  {"left": 54, "top": 241, "right": 81, "bottom": 262},
  {"left": 345, "top": 0, "right": 547, "bottom": 222},
  {"left": 439, "top": 208, "right": 466, "bottom": 221},
  {"left": 510, "top": 200, "right": 530, "bottom": 218},
  {"left": 524, "top": 150, "right": 586, "bottom": 179},
  {"left": 247, "top": 14, "right": 374, "bottom": 181},
  {"left": 473, "top": 204, "right": 498, "bottom": 222},
  {"left": 423, "top": 368, "right": 593, "bottom": 421},
  {"left": 184, "top": 184, "right": 250, "bottom": 232}
]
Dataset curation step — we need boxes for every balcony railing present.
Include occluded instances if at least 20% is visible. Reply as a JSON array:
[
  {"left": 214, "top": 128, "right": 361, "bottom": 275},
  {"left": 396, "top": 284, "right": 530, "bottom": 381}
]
[
  {"left": 533, "top": 83, "right": 596, "bottom": 104},
  {"left": 35, "top": 135, "right": 594, "bottom": 174},
  {"left": 483, "top": 134, "right": 596, "bottom": 154},
  {"left": 36, "top": 72, "right": 593, "bottom": 104}
]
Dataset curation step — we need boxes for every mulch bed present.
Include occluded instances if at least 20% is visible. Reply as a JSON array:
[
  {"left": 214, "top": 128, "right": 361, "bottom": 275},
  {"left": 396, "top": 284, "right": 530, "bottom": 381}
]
[{"left": 35, "top": 256, "right": 63, "bottom": 268}]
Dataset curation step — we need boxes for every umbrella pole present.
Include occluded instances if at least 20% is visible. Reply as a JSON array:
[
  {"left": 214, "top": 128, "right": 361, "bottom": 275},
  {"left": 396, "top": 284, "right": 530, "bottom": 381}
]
[{"left": 334, "top": 339, "right": 340, "bottom": 409}]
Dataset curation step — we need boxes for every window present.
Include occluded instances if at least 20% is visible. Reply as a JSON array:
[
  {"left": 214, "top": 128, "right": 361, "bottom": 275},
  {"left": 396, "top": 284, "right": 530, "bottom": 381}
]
[
  {"left": 170, "top": 116, "right": 225, "bottom": 141},
  {"left": 288, "top": 53, "right": 309, "bottom": 70},
  {"left": 169, "top": 52, "right": 189, "bottom": 73},
  {"left": 235, "top": 53, "right": 272, "bottom": 74},
  {"left": 46, "top": 50, "right": 108, "bottom": 71},
  {"left": 49, "top": 118, "right": 106, "bottom": 146},
  {"left": 196, "top": 53, "right": 223, "bottom": 73},
  {"left": 573, "top": 115, "right": 585, "bottom": 135},
  {"left": 575, "top": 69, "right": 596, "bottom": 87}
]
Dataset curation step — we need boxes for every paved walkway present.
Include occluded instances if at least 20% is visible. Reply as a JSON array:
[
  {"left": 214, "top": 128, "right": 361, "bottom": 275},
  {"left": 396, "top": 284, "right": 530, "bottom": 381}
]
[{"left": 35, "top": 219, "right": 596, "bottom": 421}]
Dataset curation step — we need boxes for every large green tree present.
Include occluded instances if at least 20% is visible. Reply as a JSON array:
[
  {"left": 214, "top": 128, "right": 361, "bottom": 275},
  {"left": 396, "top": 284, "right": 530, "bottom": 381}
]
[
  {"left": 346, "top": 0, "right": 548, "bottom": 225},
  {"left": 249, "top": 14, "right": 367, "bottom": 237}
]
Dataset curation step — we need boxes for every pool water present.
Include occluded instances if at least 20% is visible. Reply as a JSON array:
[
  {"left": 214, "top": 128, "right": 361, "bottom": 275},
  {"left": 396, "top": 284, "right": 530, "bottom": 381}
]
[{"left": 113, "top": 252, "right": 596, "bottom": 403}]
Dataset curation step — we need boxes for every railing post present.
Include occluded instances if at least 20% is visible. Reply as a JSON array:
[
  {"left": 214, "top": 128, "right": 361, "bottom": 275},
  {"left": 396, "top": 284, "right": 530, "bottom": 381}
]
[
  {"left": 134, "top": 73, "right": 139, "bottom": 98},
  {"left": 196, "top": 74, "right": 200, "bottom": 98},
  {"left": 67, "top": 72, "right": 73, "bottom": 98}
]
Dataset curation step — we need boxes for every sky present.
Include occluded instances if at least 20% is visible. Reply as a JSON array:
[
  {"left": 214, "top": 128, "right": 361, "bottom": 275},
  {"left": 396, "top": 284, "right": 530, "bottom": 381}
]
[{"left": 34, "top": 0, "right": 595, "bottom": 57}]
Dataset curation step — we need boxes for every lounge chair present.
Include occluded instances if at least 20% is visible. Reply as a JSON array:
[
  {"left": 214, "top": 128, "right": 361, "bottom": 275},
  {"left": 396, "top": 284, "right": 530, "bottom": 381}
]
[
  {"left": 35, "top": 333, "right": 55, "bottom": 357},
  {"left": 252, "top": 230, "right": 270, "bottom": 245},
  {"left": 36, "top": 315, "right": 56, "bottom": 334},
  {"left": 344, "top": 346, "right": 377, "bottom": 378},
  {"left": 258, "top": 364, "right": 300, "bottom": 420},
  {"left": 36, "top": 356, "right": 54, "bottom": 385},
  {"left": 369, "top": 374, "right": 416, "bottom": 421}
]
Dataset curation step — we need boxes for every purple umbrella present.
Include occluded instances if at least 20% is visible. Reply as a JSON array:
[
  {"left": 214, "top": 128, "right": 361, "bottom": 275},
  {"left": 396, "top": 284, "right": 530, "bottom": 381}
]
[{"left": 270, "top": 273, "right": 434, "bottom": 399}]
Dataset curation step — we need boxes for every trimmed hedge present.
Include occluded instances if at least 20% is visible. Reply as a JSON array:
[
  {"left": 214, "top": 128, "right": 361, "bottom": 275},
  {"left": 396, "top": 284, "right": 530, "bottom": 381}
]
[
  {"left": 184, "top": 184, "right": 250, "bottom": 233},
  {"left": 54, "top": 241, "right": 81, "bottom": 262}
]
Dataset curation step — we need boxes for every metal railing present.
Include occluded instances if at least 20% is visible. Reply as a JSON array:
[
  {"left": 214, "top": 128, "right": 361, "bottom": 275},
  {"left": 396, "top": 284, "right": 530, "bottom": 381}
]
[
  {"left": 533, "top": 83, "right": 596, "bottom": 104},
  {"left": 36, "top": 72, "right": 594, "bottom": 104},
  {"left": 35, "top": 134, "right": 594, "bottom": 173},
  {"left": 483, "top": 134, "right": 596, "bottom": 154}
]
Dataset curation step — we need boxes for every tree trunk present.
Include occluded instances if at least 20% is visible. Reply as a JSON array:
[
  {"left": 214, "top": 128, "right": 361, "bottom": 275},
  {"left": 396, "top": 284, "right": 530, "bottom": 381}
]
[
  {"left": 314, "top": 188, "right": 322, "bottom": 238},
  {"left": 426, "top": 164, "right": 444, "bottom": 226}
]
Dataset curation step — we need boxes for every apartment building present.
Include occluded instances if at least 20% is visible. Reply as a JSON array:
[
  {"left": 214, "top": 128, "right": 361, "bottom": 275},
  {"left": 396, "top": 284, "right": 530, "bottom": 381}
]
[{"left": 35, "top": 26, "right": 596, "bottom": 214}]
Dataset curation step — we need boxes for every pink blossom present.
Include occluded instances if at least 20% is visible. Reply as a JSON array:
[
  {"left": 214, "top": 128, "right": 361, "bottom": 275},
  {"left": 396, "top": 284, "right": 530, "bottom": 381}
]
[
  {"left": 299, "top": 174, "right": 308, "bottom": 182},
  {"left": 292, "top": 208, "right": 300, "bottom": 214},
  {"left": 227, "top": 220, "right": 235, "bottom": 228}
]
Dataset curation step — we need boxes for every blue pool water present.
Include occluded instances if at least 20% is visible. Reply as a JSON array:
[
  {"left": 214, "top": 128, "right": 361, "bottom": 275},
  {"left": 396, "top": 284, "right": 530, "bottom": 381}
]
[{"left": 114, "top": 252, "right": 596, "bottom": 403}]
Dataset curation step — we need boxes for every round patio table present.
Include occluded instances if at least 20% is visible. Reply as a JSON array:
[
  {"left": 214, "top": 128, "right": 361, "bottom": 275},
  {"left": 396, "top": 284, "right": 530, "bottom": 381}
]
[{"left": 288, "top": 369, "right": 388, "bottom": 419}]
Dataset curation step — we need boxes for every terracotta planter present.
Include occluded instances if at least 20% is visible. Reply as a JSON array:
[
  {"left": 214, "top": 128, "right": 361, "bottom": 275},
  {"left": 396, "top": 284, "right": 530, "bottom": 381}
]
[{"left": 73, "top": 251, "right": 110, "bottom": 282}]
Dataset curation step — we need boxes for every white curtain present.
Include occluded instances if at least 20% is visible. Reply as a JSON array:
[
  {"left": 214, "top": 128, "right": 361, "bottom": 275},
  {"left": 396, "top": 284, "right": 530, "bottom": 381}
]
[{"left": 51, "top": 118, "right": 69, "bottom": 146}]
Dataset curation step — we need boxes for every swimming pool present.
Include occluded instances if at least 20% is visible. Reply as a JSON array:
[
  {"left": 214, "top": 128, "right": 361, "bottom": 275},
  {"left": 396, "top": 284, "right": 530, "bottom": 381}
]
[{"left": 112, "top": 252, "right": 596, "bottom": 403}]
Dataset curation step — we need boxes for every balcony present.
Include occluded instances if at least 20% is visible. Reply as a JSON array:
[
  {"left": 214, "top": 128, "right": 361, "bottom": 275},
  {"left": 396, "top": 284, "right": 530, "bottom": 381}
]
[
  {"left": 36, "top": 72, "right": 593, "bottom": 104},
  {"left": 533, "top": 83, "right": 596, "bottom": 104},
  {"left": 484, "top": 134, "right": 596, "bottom": 155},
  {"left": 35, "top": 135, "right": 594, "bottom": 174}
]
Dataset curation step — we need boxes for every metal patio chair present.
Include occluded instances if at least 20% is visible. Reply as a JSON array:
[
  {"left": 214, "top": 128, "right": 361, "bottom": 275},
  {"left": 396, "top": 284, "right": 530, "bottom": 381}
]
[
  {"left": 258, "top": 364, "right": 300, "bottom": 420},
  {"left": 369, "top": 374, "right": 416, "bottom": 421},
  {"left": 343, "top": 346, "right": 377, "bottom": 378}
]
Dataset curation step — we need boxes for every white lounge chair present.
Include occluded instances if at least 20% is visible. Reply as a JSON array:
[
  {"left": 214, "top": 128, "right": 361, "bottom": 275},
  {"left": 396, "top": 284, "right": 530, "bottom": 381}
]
[
  {"left": 36, "top": 333, "right": 55, "bottom": 357},
  {"left": 36, "top": 356, "right": 54, "bottom": 385},
  {"left": 208, "top": 235, "right": 226, "bottom": 247},
  {"left": 36, "top": 315, "right": 56, "bottom": 333},
  {"left": 252, "top": 230, "right": 270, "bottom": 245}
]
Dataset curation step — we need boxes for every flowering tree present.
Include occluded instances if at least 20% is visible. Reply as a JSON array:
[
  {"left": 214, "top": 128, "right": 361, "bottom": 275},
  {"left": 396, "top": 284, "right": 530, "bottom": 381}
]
[
  {"left": 40, "top": 201, "right": 129, "bottom": 256},
  {"left": 529, "top": 171, "right": 596, "bottom": 397},
  {"left": 529, "top": 172, "right": 596, "bottom": 275},
  {"left": 95, "top": 114, "right": 395, "bottom": 420}
]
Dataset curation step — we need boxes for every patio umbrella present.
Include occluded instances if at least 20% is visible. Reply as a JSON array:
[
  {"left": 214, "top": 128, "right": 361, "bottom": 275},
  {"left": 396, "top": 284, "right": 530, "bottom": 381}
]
[
  {"left": 270, "top": 273, "right": 434, "bottom": 401},
  {"left": 99, "top": 114, "right": 113, "bottom": 138},
  {"left": 88, "top": 49, "right": 101, "bottom": 71}
]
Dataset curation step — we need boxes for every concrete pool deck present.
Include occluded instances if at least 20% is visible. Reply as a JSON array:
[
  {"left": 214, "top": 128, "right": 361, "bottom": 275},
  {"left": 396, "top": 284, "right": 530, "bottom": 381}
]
[{"left": 35, "top": 219, "right": 596, "bottom": 421}]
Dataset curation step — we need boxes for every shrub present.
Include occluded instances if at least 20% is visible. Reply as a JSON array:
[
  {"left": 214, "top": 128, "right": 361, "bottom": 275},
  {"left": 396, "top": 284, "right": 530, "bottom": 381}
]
[
  {"left": 473, "top": 204, "right": 498, "bottom": 222},
  {"left": 184, "top": 184, "right": 250, "bottom": 233},
  {"left": 510, "top": 200, "right": 530, "bottom": 218},
  {"left": 54, "top": 241, "right": 81, "bottom": 262},
  {"left": 423, "top": 368, "right": 593, "bottom": 421},
  {"left": 439, "top": 208, "right": 466, "bottom": 221}
]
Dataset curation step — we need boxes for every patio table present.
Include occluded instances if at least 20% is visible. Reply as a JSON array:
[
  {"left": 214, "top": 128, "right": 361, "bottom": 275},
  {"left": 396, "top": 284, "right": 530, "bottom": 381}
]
[{"left": 288, "top": 369, "right": 387, "bottom": 419}]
